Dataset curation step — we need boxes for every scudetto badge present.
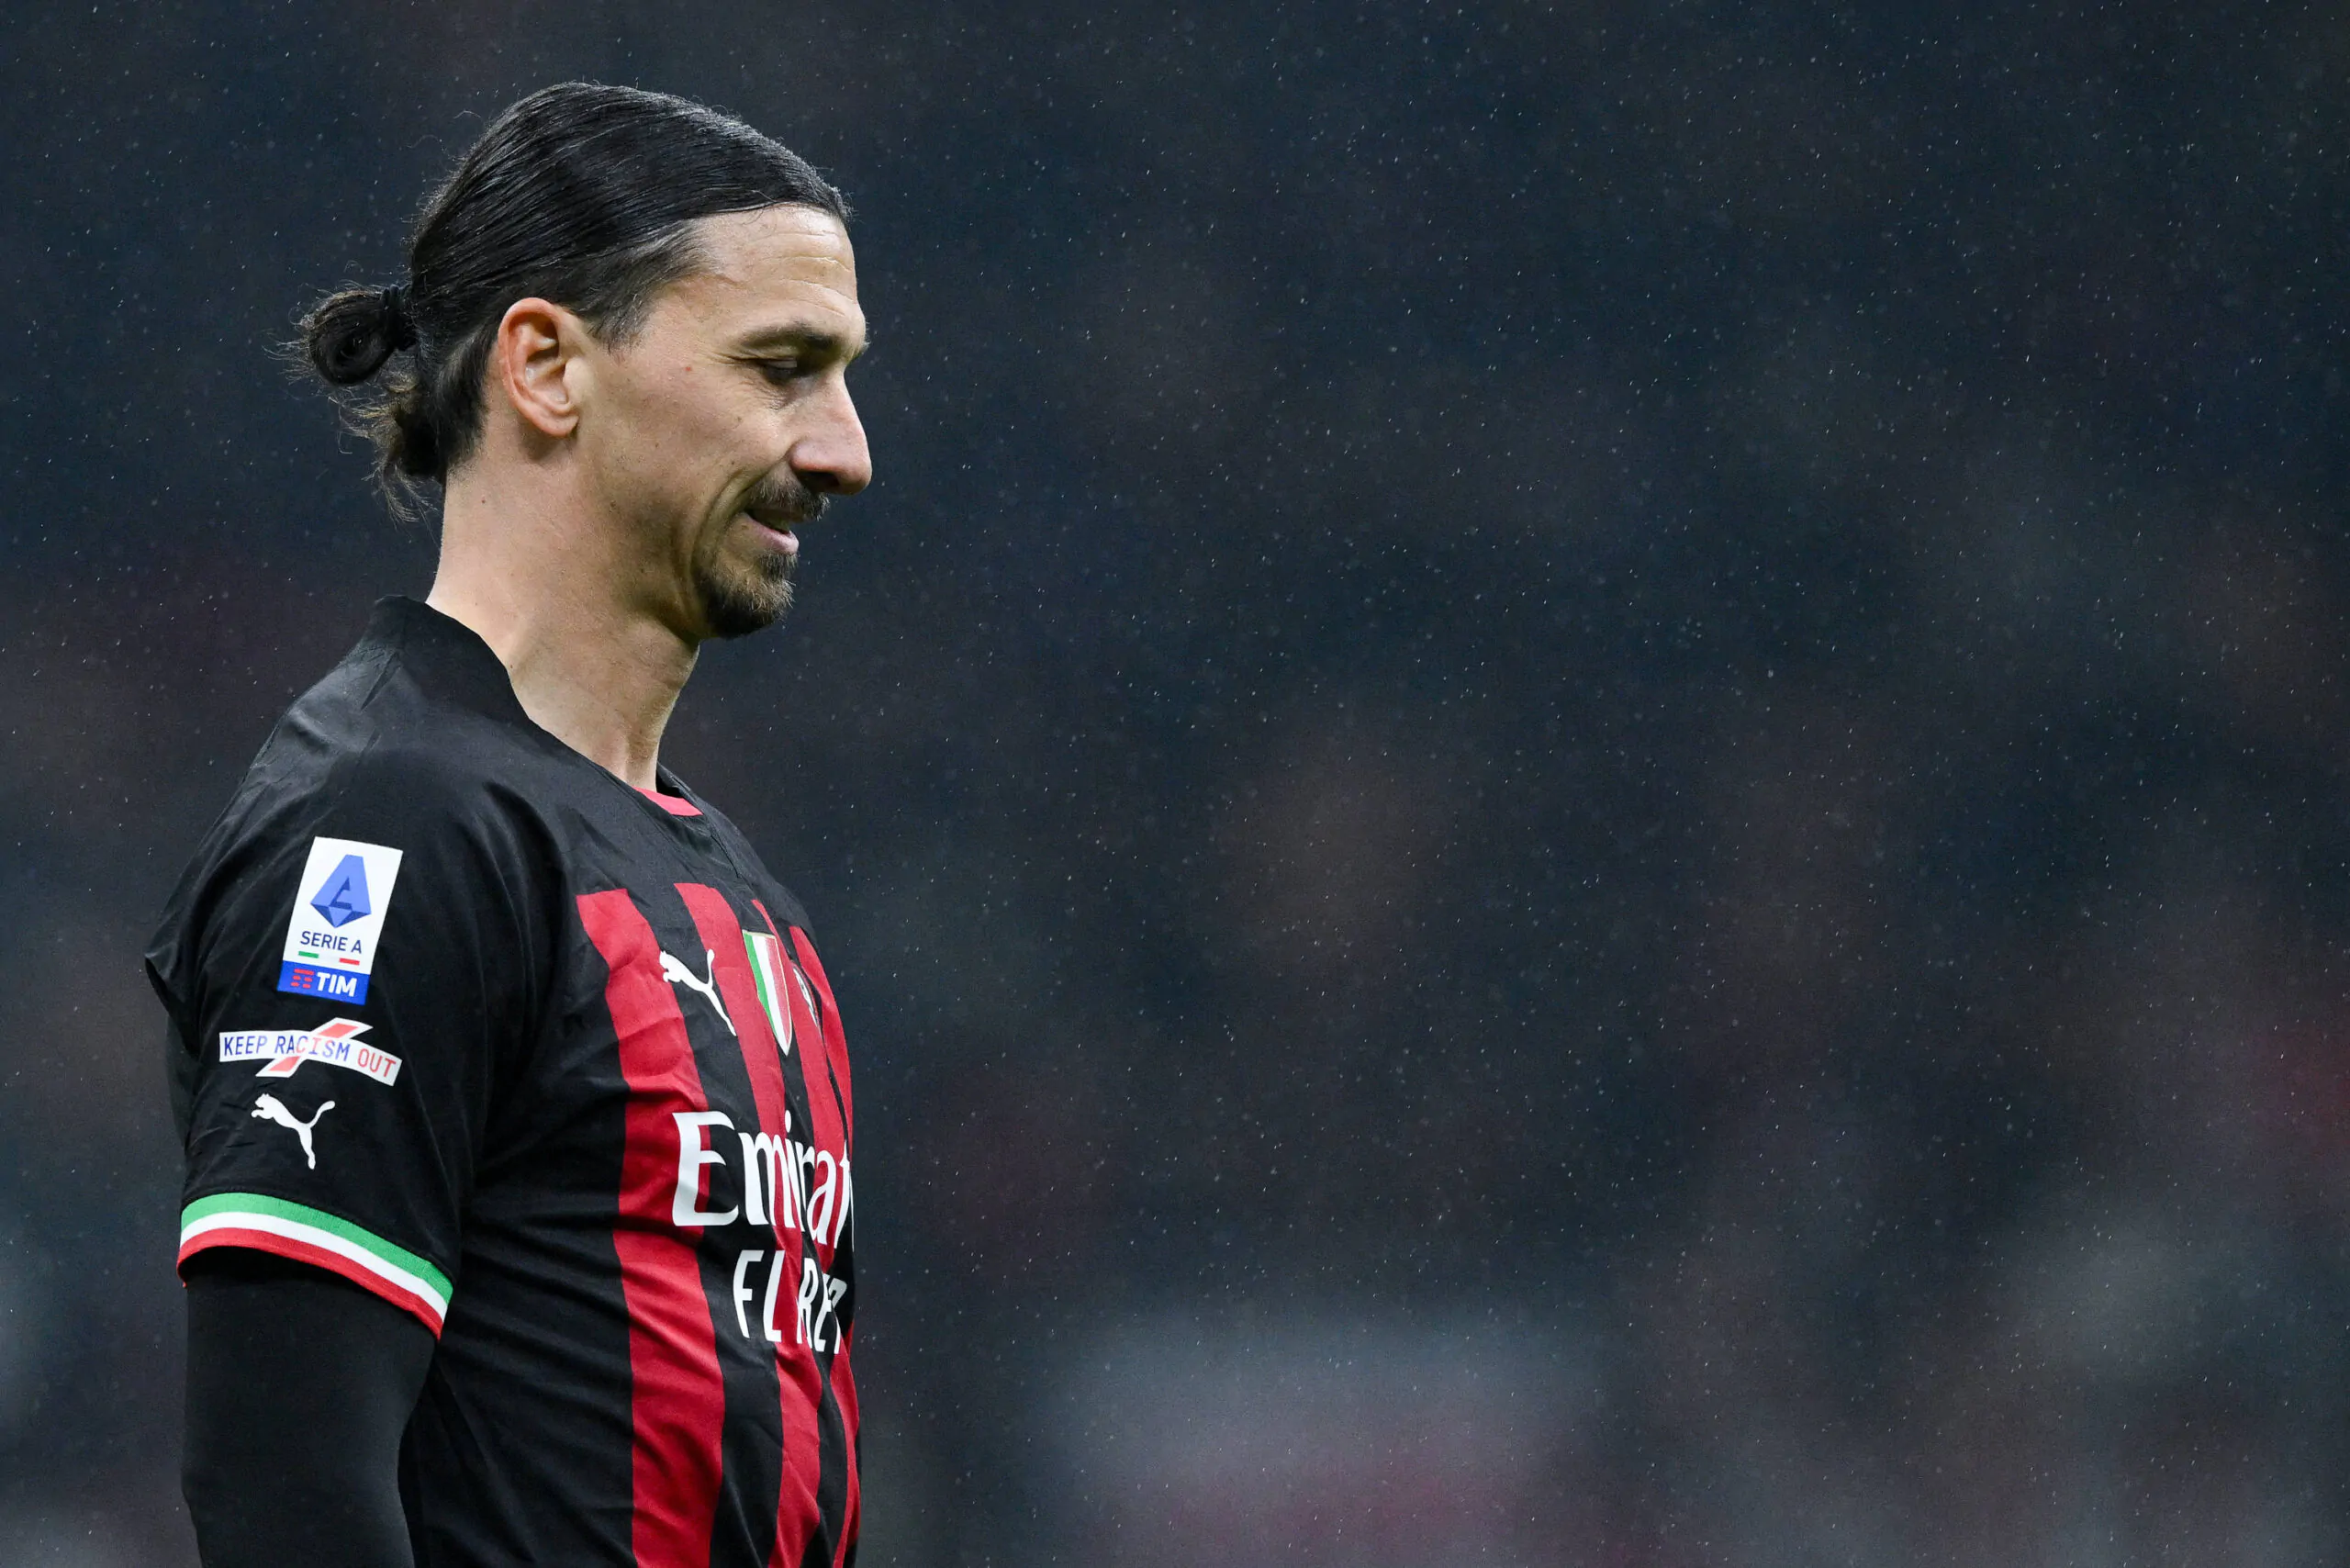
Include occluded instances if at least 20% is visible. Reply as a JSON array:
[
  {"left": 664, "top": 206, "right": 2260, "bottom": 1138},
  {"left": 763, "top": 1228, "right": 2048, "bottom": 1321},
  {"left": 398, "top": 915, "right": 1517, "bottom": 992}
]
[{"left": 277, "top": 836, "right": 405, "bottom": 1003}]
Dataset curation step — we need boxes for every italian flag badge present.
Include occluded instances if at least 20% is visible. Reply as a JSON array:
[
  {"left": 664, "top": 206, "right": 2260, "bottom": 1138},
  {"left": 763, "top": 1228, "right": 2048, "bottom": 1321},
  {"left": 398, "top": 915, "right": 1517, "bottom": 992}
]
[{"left": 744, "top": 930, "right": 794, "bottom": 1056}]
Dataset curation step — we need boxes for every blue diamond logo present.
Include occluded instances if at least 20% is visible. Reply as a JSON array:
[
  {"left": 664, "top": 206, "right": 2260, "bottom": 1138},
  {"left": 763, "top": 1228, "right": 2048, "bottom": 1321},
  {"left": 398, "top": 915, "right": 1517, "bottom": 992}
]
[{"left": 310, "top": 854, "right": 372, "bottom": 928}]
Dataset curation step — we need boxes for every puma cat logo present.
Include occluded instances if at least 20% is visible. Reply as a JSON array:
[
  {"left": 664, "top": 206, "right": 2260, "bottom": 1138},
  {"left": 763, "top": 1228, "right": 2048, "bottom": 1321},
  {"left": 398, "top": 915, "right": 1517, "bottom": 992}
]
[
  {"left": 252, "top": 1093, "right": 333, "bottom": 1169},
  {"left": 661, "top": 947, "right": 735, "bottom": 1036}
]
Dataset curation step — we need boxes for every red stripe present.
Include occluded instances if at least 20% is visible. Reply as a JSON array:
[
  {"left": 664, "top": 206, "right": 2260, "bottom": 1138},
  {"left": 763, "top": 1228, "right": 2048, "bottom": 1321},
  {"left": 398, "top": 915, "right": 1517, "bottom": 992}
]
[
  {"left": 779, "top": 917, "right": 861, "bottom": 1563},
  {"left": 677, "top": 885, "right": 826, "bottom": 1562},
  {"left": 177, "top": 1227, "right": 443, "bottom": 1336},
  {"left": 787, "top": 929, "right": 855, "bottom": 1149},
  {"left": 578, "top": 890, "right": 725, "bottom": 1568},
  {"left": 753, "top": 906, "right": 850, "bottom": 1260},
  {"left": 773, "top": 956, "right": 845, "bottom": 1271},
  {"left": 760, "top": 903, "right": 860, "bottom": 1557}
]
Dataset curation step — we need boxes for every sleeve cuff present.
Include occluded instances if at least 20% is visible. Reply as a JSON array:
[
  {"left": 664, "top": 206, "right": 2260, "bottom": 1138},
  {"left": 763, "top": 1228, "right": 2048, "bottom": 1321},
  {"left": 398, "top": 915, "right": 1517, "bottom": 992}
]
[{"left": 178, "top": 1193, "right": 452, "bottom": 1336}]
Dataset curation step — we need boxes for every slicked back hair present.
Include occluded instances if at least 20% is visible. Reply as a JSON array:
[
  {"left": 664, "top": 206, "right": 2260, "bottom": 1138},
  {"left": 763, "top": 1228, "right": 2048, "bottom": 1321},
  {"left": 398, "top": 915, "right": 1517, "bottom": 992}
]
[{"left": 300, "top": 83, "right": 846, "bottom": 511}]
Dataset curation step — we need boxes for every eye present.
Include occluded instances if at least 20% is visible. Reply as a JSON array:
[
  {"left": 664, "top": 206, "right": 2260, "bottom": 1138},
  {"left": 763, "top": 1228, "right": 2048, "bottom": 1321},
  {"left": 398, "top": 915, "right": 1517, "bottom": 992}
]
[{"left": 747, "top": 354, "right": 812, "bottom": 387}]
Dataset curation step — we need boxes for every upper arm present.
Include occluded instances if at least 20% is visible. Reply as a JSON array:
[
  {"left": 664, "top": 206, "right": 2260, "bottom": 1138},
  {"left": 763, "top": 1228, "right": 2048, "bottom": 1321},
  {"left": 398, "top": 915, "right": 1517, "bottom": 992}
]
[{"left": 157, "top": 751, "right": 555, "bottom": 1336}]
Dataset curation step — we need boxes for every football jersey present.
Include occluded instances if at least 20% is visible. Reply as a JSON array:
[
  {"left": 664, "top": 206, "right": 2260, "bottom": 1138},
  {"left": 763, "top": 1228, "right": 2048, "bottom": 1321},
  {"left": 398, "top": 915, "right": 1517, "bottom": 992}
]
[{"left": 146, "top": 597, "right": 860, "bottom": 1568}]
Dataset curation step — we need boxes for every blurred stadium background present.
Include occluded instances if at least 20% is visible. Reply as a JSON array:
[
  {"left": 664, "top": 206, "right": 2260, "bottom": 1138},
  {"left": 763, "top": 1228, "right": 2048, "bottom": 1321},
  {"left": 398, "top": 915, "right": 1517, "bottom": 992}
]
[{"left": 6, "top": 3, "right": 2350, "bottom": 1562}]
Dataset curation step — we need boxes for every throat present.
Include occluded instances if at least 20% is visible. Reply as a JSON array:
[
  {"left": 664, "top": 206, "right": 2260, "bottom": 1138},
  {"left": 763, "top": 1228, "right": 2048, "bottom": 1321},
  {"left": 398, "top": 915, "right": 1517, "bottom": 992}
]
[{"left": 428, "top": 588, "right": 696, "bottom": 791}]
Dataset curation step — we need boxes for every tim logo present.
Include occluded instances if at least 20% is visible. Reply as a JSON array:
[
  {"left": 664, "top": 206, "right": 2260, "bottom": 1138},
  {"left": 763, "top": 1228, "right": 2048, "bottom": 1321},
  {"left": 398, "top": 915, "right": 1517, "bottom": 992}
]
[
  {"left": 278, "top": 837, "right": 404, "bottom": 1004},
  {"left": 280, "top": 965, "right": 366, "bottom": 1002}
]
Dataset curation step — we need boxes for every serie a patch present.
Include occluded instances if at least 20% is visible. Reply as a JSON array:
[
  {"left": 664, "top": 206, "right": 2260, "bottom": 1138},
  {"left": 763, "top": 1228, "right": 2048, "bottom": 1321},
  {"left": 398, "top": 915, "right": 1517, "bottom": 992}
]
[{"left": 277, "top": 836, "right": 405, "bottom": 1003}]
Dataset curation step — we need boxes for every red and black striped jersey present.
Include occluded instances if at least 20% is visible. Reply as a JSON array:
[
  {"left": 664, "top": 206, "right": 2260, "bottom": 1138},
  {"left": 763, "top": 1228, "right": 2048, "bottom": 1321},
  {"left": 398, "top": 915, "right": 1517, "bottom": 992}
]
[{"left": 147, "top": 597, "right": 861, "bottom": 1567}]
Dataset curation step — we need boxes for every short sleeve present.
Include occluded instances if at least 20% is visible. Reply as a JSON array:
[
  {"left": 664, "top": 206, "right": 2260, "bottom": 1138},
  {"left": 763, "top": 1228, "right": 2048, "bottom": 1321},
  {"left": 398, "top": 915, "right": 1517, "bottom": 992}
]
[{"left": 151, "top": 748, "right": 554, "bottom": 1336}]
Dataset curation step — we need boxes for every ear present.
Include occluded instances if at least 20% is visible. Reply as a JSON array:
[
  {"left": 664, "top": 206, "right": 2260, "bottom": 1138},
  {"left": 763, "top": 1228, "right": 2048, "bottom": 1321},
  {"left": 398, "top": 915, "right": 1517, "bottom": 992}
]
[{"left": 488, "top": 297, "right": 588, "bottom": 440}]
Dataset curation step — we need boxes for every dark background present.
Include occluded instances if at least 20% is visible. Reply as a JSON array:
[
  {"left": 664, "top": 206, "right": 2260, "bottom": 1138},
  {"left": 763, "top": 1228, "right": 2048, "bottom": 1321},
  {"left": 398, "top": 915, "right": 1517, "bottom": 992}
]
[{"left": 6, "top": 2, "right": 2349, "bottom": 1562}]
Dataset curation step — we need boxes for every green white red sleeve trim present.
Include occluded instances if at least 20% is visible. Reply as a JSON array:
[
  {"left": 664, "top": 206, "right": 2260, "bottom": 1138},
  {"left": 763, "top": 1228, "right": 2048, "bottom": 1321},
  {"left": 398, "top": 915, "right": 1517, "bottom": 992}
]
[{"left": 177, "top": 1193, "right": 453, "bottom": 1336}]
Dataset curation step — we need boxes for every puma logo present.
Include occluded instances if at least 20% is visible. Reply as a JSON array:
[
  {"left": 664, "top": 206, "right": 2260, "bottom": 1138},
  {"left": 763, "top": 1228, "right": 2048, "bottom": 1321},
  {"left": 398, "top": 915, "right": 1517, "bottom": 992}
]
[
  {"left": 661, "top": 947, "right": 735, "bottom": 1036},
  {"left": 252, "top": 1093, "right": 334, "bottom": 1169}
]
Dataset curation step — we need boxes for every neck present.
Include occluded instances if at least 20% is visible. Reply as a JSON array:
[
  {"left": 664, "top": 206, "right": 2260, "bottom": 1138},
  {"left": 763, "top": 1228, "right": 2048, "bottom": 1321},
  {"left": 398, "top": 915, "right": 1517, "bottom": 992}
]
[{"left": 428, "top": 464, "right": 696, "bottom": 791}]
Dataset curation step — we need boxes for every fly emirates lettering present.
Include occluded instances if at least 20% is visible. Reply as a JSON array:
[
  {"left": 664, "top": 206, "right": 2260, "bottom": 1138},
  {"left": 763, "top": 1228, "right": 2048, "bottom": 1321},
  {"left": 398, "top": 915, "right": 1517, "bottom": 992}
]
[{"left": 671, "top": 1111, "right": 851, "bottom": 1352}]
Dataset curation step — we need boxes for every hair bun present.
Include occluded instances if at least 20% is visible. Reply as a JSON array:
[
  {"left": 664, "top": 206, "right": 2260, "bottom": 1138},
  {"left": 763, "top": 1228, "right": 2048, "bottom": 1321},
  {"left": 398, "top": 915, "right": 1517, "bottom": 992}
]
[
  {"left": 302, "top": 285, "right": 416, "bottom": 386},
  {"left": 377, "top": 286, "right": 419, "bottom": 352}
]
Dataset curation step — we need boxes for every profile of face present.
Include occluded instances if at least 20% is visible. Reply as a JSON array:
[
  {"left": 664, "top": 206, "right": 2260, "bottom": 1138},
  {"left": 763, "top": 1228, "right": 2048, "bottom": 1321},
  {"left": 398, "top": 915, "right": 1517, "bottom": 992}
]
[{"left": 566, "top": 205, "right": 872, "bottom": 641}]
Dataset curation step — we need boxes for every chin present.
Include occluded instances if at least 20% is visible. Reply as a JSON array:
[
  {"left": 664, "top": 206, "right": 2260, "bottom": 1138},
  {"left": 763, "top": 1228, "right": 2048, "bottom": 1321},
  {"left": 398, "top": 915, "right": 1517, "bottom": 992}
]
[{"left": 699, "top": 560, "right": 796, "bottom": 641}]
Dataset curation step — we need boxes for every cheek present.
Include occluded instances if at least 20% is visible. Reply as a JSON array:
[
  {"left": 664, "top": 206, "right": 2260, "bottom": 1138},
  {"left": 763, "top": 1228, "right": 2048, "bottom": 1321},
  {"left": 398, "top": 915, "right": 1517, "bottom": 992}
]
[
  {"left": 657, "top": 370, "right": 777, "bottom": 466},
  {"left": 599, "top": 369, "right": 751, "bottom": 498}
]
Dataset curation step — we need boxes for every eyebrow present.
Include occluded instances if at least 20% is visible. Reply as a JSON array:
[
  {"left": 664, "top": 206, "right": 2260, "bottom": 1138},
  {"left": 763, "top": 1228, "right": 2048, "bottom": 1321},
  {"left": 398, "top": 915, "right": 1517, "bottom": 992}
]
[{"left": 735, "top": 323, "right": 869, "bottom": 363}]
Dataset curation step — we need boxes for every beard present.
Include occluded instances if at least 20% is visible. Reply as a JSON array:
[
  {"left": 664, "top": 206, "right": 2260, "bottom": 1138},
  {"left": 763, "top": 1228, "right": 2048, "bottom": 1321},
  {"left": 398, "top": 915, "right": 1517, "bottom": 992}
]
[{"left": 699, "top": 470, "right": 829, "bottom": 640}]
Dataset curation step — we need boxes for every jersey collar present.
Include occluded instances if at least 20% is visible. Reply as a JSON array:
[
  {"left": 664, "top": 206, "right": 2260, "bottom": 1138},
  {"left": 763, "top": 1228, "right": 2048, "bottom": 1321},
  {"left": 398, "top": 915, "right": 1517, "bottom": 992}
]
[
  {"left": 365, "top": 596, "right": 540, "bottom": 730},
  {"left": 367, "top": 597, "right": 714, "bottom": 824}
]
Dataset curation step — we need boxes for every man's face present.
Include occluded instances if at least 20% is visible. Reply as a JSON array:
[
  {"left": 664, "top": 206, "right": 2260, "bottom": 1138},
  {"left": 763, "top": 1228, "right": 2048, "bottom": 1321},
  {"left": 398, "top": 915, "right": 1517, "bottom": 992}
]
[{"left": 578, "top": 204, "right": 871, "bottom": 641}]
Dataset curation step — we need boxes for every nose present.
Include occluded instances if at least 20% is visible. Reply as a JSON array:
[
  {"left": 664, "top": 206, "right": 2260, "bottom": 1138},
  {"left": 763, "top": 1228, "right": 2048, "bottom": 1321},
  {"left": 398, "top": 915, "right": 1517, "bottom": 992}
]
[{"left": 790, "top": 377, "right": 872, "bottom": 498}]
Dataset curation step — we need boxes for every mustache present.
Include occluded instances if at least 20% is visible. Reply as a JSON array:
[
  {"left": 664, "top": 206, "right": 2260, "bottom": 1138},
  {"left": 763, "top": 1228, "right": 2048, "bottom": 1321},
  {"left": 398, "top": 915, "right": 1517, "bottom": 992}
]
[{"left": 742, "top": 471, "right": 829, "bottom": 529}]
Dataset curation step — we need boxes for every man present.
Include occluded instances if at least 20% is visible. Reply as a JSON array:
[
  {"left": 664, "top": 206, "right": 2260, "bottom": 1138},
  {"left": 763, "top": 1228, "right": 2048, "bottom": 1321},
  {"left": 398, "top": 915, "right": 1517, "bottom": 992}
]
[{"left": 146, "top": 84, "right": 872, "bottom": 1567}]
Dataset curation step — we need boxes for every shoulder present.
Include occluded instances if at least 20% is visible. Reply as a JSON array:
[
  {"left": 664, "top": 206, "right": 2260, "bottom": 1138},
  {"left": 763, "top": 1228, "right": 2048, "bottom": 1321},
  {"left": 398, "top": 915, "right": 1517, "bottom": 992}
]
[
  {"left": 149, "top": 599, "right": 591, "bottom": 1009},
  {"left": 225, "top": 711, "right": 550, "bottom": 899},
  {"left": 149, "top": 709, "right": 557, "bottom": 1012}
]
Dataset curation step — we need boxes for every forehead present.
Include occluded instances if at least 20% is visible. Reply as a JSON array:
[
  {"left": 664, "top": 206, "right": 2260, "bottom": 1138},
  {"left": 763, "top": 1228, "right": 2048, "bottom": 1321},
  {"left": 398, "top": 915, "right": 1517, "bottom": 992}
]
[{"left": 664, "top": 205, "right": 863, "bottom": 342}]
